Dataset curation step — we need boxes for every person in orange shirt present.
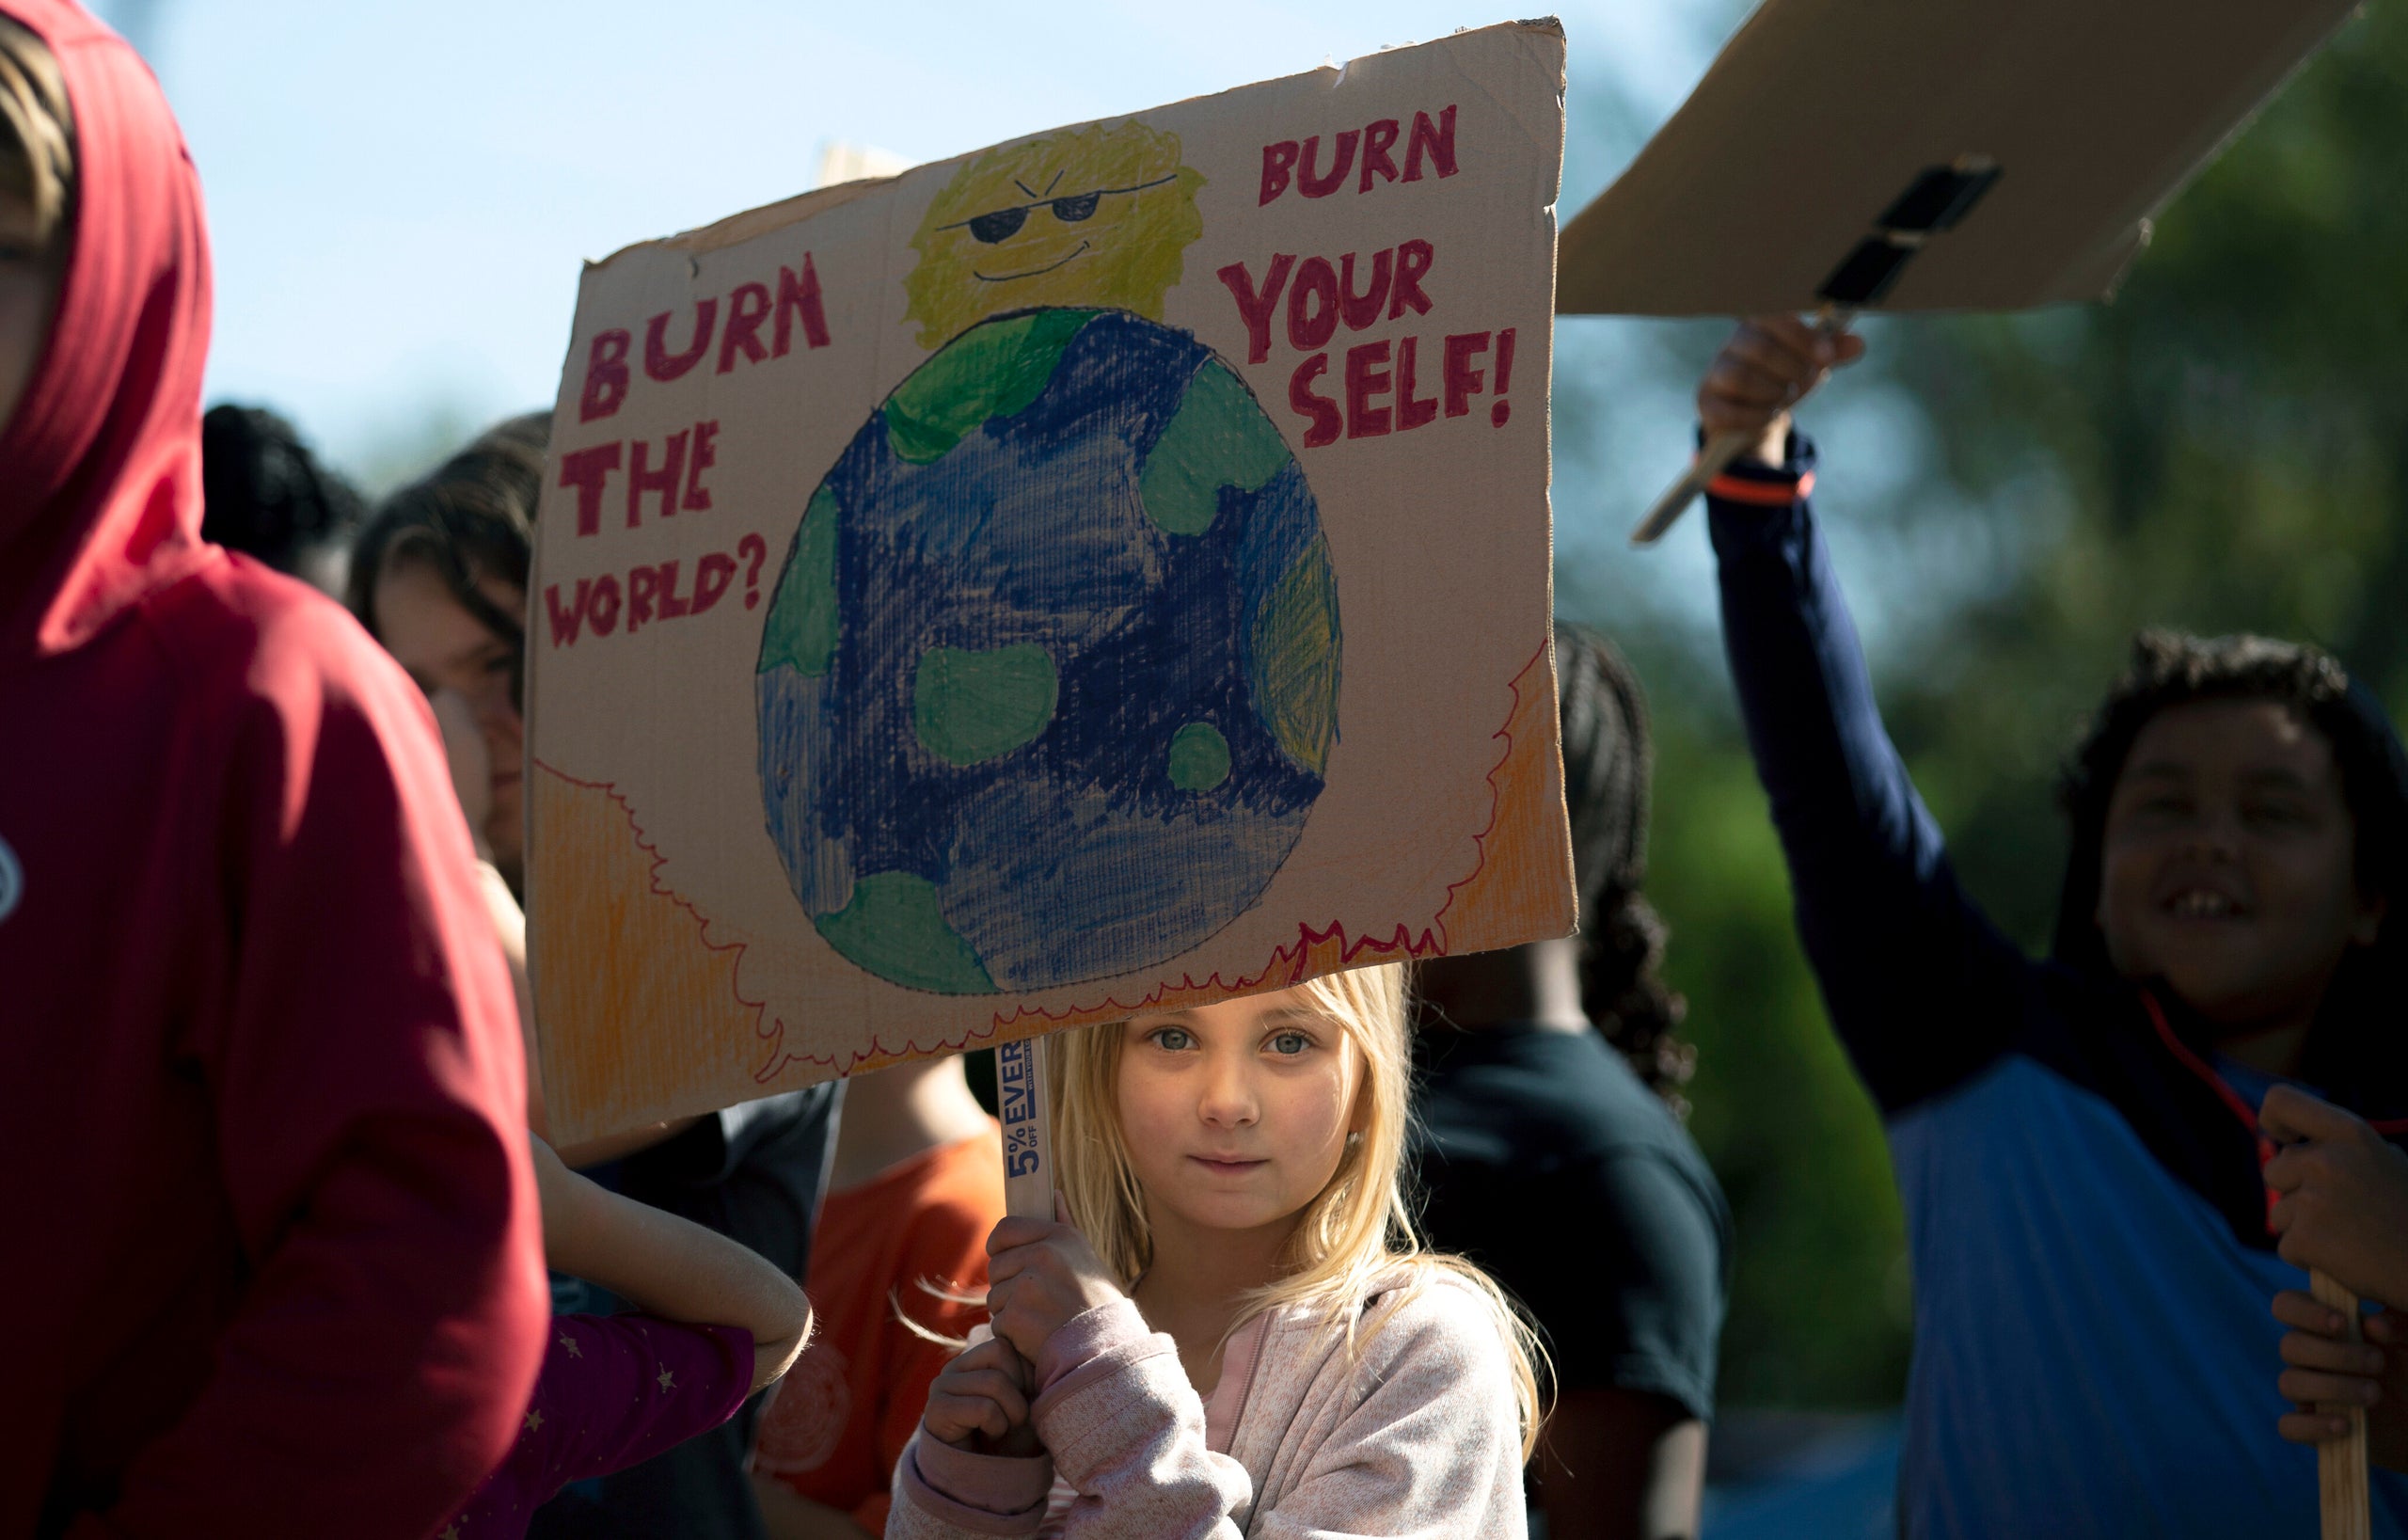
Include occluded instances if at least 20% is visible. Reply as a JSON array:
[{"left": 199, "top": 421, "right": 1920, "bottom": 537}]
[{"left": 752, "top": 1056, "right": 1005, "bottom": 1537}]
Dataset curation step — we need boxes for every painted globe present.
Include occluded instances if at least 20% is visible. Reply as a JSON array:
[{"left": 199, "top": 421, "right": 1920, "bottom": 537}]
[{"left": 754, "top": 308, "right": 1339, "bottom": 993}]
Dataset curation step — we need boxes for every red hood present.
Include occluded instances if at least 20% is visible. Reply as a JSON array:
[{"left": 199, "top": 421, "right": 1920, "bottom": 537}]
[{"left": 0, "top": 0, "right": 209, "bottom": 667}]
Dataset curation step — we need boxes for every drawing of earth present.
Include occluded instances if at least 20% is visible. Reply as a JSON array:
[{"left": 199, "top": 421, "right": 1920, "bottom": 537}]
[{"left": 754, "top": 308, "right": 1340, "bottom": 993}]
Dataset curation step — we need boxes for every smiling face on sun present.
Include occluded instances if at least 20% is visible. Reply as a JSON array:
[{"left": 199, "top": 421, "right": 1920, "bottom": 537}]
[{"left": 903, "top": 120, "right": 1205, "bottom": 348}]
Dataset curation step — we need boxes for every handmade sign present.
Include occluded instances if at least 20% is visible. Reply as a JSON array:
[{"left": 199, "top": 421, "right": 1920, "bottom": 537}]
[
  {"left": 1569, "top": 0, "right": 2364, "bottom": 542},
  {"left": 525, "top": 21, "right": 1574, "bottom": 1146},
  {"left": 1558, "top": 0, "right": 2360, "bottom": 316}
]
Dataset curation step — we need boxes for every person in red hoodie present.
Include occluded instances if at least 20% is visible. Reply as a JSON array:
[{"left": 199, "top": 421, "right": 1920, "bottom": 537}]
[{"left": 0, "top": 3, "right": 548, "bottom": 1533}]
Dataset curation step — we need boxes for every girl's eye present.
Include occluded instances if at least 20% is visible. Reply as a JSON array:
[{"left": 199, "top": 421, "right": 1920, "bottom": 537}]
[
  {"left": 1147, "top": 1026, "right": 1194, "bottom": 1052},
  {"left": 1268, "top": 1030, "right": 1312, "bottom": 1056}
]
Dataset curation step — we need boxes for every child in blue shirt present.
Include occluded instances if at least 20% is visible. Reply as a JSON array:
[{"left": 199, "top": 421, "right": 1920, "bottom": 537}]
[{"left": 1694, "top": 315, "right": 2408, "bottom": 1537}]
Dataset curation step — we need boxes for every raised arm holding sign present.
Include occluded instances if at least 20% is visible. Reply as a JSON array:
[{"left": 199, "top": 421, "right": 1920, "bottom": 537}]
[{"left": 1687, "top": 314, "right": 2408, "bottom": 1536}]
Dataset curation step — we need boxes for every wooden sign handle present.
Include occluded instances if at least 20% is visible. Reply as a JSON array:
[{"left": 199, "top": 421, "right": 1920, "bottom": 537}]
[
  {"left": 2315, "top": 1267, "right": 2373, "bottom": 1540},
  {"left": 1630, "top": 303, "right": 1856, "bottom": 548},
  {"left": 996, "top": 1035, "right": 1054, "bottom": 1221},
  {"left": 1629, "top": 427, "right": 1754, "bottom": 548}
]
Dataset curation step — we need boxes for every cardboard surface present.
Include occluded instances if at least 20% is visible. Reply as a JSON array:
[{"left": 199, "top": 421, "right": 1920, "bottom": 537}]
[
  {"left": 526, "top": 22, "right": 1575, "bottom": 1144},
  {"left": 1558, "top": 0, "right": 2359, "bottom": 315}
]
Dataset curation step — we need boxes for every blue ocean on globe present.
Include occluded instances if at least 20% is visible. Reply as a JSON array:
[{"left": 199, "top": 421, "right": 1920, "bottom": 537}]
[{"left": 754, "top": 308, "right": 1341, "bottom": 994}]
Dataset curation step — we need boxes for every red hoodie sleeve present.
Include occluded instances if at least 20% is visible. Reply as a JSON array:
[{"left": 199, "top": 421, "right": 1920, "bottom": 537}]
[{"left": 70, "top": 584, "right": 548, "bottom": 1538}]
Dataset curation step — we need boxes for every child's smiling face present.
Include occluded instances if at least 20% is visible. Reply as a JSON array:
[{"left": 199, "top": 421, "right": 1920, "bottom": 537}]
[
  {"left": 1116, "top": 985, "right": 1367, "bottom": 1245},
  {"left": 2097, "top": 697, "right": 2385, "bottom": 1038}
]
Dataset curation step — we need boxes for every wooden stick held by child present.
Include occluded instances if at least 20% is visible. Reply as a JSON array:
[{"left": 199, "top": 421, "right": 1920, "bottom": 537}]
[{"left": 2265, "top": 1085, "right": 2408, "bottom": 1486}]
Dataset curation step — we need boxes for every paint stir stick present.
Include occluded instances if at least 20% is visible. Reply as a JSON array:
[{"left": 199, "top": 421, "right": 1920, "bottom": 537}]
[
  {"left": 1629, "top": 303, "right": 1852, "bottom": 548},
  {"left": 2315, "top": 1268, "right": 2373, "bottom": 1540},
  {"left": 997, "top": 1034, "right": 1055, "bottom": 1221}
]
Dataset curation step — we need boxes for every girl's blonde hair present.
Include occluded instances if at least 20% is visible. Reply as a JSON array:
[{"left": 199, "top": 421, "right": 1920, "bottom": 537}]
[
  {"left": 0, "top": 14, "right": 71, "bottom": 243},
  {"left": 1048, "top": 962, "right": 1547, "bottom": 1458}
]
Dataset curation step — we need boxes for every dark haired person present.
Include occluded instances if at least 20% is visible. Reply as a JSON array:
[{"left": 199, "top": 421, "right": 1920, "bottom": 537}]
[
  {"left": 1413, "top": 623, "right": 1733, "bottom": 1540},
  {"left": 351, "top": 413, "right": 843, "bottom": 1540},
  {"left": 1696, "top": 315, "right": 2408, "bottom": 1535},
  {"left": 199, "top": 402, "right": 366, "bottom": 593},
  {"left": 3, "top": 4, "right": 544, "bottom": 1532}
]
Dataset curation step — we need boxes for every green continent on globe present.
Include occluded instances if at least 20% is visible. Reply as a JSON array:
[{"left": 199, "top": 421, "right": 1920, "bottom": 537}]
[
  {"left": 814, "top": 870, "right": 996, "bottom": 994},
  {"left": 1249, "top": 532, "right": 1340, "bottom": 775},
  {"left": 755, "top": 308, "right": 1337, "bottom": 996},
  {"left": 757, "top": 485, "right": 842, "bottom": 677},
  {"left": 914, "top": 643, "right": 1059, "bottom": 766},
  {"left": 1167, "top": 722, "right": 1231, "bottom": 790},
  {"left": 882, "top": 309, "right": 1098, "bottom": 464},
  {"left": 1137, "top": 363, "right": 1292, "bottom": 536}
]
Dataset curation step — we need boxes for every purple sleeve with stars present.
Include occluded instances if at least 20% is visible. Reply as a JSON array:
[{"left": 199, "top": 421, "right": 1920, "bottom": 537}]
[{"left": 441, "top": 1312, "right": 755, "bottom": 1538}]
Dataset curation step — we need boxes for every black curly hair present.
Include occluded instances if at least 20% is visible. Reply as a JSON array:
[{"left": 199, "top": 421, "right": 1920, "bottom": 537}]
[
  {"left": 199, "top": 405, "right": 367, "bottom": 579},
  {"left": 2053, "top": 629, "right": 2408, "bottom": 1092},
  {"left": 1555, "top": 622, "right": 1692, "bottom": 1105}
]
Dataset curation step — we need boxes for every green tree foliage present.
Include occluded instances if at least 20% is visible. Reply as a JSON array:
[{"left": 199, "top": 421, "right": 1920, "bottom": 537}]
[
  {"left": 1649, "top": 692, "right": 1913, "bottom": 1406},
  {"left": 1560, "top": 7, "right": 2408, "bottom": 1409}
]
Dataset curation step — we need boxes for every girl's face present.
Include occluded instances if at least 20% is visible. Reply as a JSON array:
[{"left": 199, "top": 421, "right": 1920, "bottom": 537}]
[
  {"left": 1117, "top": 986, "right": 1368, "bottom": 1245},
  {"left": 2098, "top": 697, "right": 2384, "bottom": 1033},
  {"left": 372, "top": 558, "right": 528, "bottom": 882}
]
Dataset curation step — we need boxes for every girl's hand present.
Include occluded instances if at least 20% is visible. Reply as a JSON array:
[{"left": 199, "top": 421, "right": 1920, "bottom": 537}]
[
  {"left": 924, "top": 1335, "right": 1038, "bottom": 1455},
  {"left": 2263, "top": 1084, "right": 2408, "bottom": 1305},
  {"left": 1697, "top": 314, "right": 1865, "bottom": 468},
  {"left": 2273, "top": 1289, "right": 2408, "bottom": 1472},
  {"left": 985, "top": 1205, "right": 1124, "bottom": 1366}
]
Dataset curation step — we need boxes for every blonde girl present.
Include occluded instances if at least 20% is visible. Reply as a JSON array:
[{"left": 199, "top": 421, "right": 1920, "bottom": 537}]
[{"left": 886, "top": 963, "right": 1543, "bottom": 1538}]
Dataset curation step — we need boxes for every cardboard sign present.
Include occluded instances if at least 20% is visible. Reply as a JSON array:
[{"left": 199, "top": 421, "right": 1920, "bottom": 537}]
[
  {"left": 1558, "top": 0, "right": 2359, "bottom": 315},
  {"left": 526, "top": 21, "right": 1574, "bottom": 1145}
]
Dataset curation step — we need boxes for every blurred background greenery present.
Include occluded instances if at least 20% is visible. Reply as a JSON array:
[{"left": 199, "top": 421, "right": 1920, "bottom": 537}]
[{"left": 1556, "top": 0, "right": 2408, "bottom": 1411}]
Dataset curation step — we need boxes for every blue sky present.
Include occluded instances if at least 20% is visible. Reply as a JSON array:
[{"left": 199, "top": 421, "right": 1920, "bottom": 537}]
[{"left": 97, "top": 1, "right": 1735, "bottom": 486}]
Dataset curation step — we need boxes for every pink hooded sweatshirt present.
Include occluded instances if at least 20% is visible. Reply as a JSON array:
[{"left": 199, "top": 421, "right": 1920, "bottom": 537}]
[
  {"left": 0, "top": 3, "right": 547, "bottom": 1532},
  {"left": 887, "top": 1270, "right": 1529, "bottom": 1539}
]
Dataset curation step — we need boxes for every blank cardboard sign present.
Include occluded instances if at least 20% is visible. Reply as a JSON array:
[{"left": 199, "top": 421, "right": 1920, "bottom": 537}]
[
  {"left": 1558, "top": 0, "right": 2359, "bottom": 315},
  {"left": 525, "top": 22, "right": 1573, "bottom": 1146}
]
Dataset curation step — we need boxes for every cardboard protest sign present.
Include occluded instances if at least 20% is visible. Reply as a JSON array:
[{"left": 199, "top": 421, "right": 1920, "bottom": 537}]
[
  {"left": 1557, "top": 0, "right": 2360, "bottom": 316},
  {"left": 525, "top": 21, "right": 1574, "bottom": 1146}
]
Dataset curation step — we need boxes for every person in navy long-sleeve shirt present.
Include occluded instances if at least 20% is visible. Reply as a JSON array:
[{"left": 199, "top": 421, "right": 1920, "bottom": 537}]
[{"left": 1695, "top": 316, "right": 2408, "bottom": 1537}]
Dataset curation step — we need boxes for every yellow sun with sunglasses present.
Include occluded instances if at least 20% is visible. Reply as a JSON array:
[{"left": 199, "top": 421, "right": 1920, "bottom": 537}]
[{"left": 904, "top": 119, "right": 1206, "bottom": 349}]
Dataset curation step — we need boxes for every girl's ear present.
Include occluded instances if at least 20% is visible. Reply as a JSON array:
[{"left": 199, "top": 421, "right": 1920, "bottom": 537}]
[{"left": 1345, "top": 1040, "right": 1373, "bottom": 1136}]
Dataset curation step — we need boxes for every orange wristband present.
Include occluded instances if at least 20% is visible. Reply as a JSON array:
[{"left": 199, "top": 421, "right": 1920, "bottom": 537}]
[{"left": 1703, "top": 468, "right": 1814, "bottom": 506}]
